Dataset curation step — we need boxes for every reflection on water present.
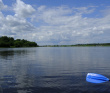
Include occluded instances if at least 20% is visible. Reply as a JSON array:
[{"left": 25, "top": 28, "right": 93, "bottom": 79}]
[
  {"left": 0, "top": 47, "right": 110, "bottom": 93},
  {"left": 0, "top": 48, "right": 28, "bottom": 58}
]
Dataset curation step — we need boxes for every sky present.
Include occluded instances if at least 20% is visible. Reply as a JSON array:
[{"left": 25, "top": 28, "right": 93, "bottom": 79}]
[{"left": 0, "top": 0, "right": 110, "bottom": 45}]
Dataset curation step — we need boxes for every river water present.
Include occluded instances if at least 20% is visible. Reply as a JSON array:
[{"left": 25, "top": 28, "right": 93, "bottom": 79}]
[{"left": 0, "top": 47, "right": 110, "bottom": 93}]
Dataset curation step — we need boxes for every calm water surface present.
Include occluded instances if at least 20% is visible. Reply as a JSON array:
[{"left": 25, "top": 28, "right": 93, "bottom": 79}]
[{"left": 0, "top": 47, "right": 110, "bottom": 93}]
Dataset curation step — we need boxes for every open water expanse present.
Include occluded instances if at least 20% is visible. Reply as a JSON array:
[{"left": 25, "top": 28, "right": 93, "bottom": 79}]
[{"left": 0, "top": 47, "right": 110, "bottom": 93}]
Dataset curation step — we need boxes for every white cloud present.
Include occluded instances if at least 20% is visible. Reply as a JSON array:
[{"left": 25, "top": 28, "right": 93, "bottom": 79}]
[
  {"left": 0, "top": 0, "right": 7, "bottom": 10},
  {"left": 0, "top": 0, "right": 110, "bottom": 45},
  {"left": 35, "top": 6, "right": 73, "bottom": 25},
  {"left": 33, "top": 5, "right": 110, "bottom": 45},
  {"left": 0, "top": 0, "right": 36, "bottom": 40},
  {"left": 38, "top": 5, "right": 46, "bottom": 12},
  {"left": 73, "top": 7, "right": 95, "bottom": 15},
  {"left": 0, "top": 15, "right": 35, "bottom": 38},
  {"left": 13, "top": 0, "right": 35, "bottom": 18}
]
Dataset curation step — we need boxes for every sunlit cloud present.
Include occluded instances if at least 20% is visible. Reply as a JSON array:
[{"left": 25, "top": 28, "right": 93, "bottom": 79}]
[{"left": 13, "top": 0, "right": 35, "bottom": 18}]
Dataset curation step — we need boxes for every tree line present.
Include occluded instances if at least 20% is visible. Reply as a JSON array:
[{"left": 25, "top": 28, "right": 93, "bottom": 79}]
[
  {"left": 0, "top": 36, "right": 38, "bottom": 47},
  {"left": 41, "top": 43, "right": 110, "bottom": 47}
]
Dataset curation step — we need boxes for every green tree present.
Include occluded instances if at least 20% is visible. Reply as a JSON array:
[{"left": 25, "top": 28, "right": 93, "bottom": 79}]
[{"left": 0, "top": 36, "right": 38, "bottom": 47}]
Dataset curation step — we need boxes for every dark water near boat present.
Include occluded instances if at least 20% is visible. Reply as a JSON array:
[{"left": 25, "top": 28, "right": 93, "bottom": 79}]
[{"left": 0, "top": 47, "right": 110, "bottom": 93}]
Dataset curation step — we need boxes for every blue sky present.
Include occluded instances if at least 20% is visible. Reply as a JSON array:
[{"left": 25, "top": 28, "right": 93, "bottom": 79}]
[{"left": 0, "top": 0, "right": 110, "bottom": 45}]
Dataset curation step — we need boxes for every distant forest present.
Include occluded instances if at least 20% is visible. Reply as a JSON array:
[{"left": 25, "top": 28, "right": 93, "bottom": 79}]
[
  {"left": 0, "top": 36, "right": 38, "bottom": 47},
  {"left": 41, "top": 43, "right": 110, "bottom": 47}
]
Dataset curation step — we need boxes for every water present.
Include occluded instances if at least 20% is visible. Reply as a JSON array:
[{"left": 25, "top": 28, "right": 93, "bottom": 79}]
[{"left": 0, "top": 47, "right": 110, "bottom": 93}]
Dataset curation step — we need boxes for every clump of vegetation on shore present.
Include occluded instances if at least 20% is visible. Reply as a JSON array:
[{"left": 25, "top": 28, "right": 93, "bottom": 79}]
[{"left": 0, "top": 36, "right": 38, "bottom": 47}]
